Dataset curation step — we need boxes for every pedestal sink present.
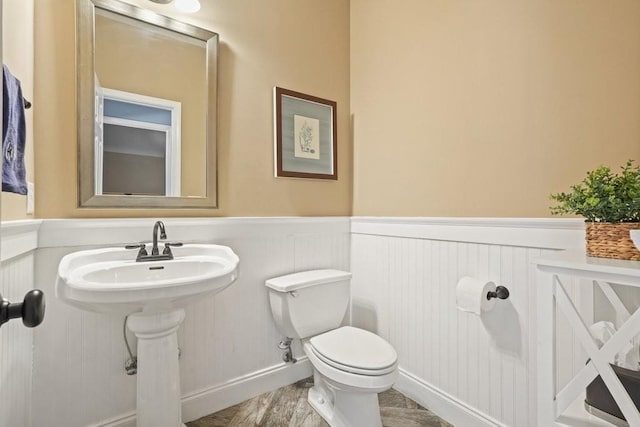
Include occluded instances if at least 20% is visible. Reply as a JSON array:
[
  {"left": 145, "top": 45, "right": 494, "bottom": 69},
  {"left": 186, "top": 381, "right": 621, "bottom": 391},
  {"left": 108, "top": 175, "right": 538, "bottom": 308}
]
[{"left": 56, "top": 243, "right": 239, "bottom": 427}]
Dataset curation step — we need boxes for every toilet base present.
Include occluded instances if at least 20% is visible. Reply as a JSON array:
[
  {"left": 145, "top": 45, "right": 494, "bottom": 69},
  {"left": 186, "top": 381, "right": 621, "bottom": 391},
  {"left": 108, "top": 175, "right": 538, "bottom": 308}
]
[{"left": 308, "top": 371, "right": 383, "bottom": 427}]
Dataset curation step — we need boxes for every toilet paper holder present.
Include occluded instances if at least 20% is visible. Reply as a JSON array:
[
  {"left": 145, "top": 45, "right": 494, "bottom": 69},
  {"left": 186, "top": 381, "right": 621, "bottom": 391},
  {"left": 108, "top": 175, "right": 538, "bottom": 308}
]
[{"left": 486, "top": 286, "right": 510, "bottom": 301}]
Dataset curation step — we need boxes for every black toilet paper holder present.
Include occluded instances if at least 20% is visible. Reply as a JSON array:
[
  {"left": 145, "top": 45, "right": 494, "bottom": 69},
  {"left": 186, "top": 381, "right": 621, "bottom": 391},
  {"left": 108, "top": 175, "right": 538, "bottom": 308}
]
[{"left": 486, "top": 286, "right": 510, "bottom": 301}]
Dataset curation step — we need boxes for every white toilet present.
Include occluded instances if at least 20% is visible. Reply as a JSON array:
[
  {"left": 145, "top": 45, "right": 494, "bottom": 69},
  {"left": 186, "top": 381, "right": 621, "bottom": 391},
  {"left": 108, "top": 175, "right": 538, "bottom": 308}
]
[{"left": 266, "top": 269, "right": 398, "bottom": 427}]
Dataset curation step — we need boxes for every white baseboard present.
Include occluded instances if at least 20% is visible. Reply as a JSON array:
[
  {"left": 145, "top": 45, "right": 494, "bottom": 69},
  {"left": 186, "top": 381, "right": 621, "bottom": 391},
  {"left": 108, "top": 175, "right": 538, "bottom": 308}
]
[
  {"left": 394, "top": 368, "right": 506, "bottom": 427},
  {"left": 182, "top": 357, "right": 312, "bottom": 422},
  {"left": 92, "top": 411, "right": 136, "bottom": 427},
  {"left": 93, "top": 358, "right": 312, "bottom": 427}
]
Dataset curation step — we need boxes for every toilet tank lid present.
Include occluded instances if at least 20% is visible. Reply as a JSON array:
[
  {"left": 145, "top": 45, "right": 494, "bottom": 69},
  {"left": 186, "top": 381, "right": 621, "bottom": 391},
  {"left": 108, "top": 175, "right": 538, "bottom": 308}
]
[{"left": 265, "top": 269, "right": 352, "bottom": 292}]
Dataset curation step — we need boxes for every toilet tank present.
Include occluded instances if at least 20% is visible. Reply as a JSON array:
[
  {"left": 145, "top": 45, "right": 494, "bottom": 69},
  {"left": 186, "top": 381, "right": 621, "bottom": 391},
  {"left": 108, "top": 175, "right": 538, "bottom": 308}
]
[{"left": 266, "top": 269, "right": 352, "bottom": 339}]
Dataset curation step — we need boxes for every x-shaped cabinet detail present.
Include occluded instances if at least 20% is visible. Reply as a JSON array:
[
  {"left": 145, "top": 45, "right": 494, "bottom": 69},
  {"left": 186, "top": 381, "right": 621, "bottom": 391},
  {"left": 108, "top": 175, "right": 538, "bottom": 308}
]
[{"left": 536, "top": 250, "right": 640, "bottom": 427}]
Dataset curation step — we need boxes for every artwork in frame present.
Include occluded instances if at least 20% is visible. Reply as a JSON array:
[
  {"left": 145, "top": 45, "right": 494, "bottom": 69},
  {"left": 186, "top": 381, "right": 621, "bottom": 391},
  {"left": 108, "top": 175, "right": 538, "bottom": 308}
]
[{"left": 273, "top": 87, "right": 337, "bottom": 180}]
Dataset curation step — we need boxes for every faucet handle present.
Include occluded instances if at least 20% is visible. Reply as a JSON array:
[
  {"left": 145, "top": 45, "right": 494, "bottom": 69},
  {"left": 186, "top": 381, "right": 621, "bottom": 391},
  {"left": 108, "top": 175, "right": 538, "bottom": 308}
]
[
  {"left": 125, "top": 243, "right": 148, "bottom": 256},
  {"left": 162, "top": 242, "right": 183, "bottom": 256}
]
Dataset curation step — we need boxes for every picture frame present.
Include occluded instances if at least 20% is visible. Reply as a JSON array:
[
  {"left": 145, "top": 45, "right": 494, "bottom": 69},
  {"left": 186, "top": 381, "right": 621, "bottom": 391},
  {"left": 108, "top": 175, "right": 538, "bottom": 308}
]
[{"left": 273, "top": 87, "right": 337, "bottom": 180}]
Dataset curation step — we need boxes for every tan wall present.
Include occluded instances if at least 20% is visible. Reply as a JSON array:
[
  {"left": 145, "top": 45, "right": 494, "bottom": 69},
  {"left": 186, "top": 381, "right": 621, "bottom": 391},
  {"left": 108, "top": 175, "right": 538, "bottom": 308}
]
[
  {"left": 351, "top": 0, "right": 640, "bottom": 217},
  {"left": 2, "top": 0, "right": 34, "bottom": 220},
  {"left": 34, "top": 0, "right": 351, "bottom": 218},
  {"left": 95, "top": 13, "right": 206, "bottom": 197}
]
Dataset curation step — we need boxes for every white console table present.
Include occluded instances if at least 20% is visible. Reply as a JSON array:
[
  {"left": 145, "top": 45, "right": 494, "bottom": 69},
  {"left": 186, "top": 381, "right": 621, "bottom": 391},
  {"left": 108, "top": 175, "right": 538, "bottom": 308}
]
[{"left": 535, "top": 250, "right": 640, "bottom": 426}]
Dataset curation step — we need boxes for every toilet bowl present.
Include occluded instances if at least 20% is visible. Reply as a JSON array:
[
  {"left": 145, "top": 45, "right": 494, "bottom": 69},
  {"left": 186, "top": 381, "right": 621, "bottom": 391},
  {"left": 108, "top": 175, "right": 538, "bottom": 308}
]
[
  {"left": 304, "top": 326, "right": 398, "bottom": 427},
  {"left": 265, "top": 270, "right": 399, "bottom": 427}
]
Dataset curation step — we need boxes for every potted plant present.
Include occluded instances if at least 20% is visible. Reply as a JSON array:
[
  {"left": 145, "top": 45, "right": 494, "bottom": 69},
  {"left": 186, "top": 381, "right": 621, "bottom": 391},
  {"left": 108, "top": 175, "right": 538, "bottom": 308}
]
[{"left": 550, "top": 160, "right": 640, "bottom": 260}]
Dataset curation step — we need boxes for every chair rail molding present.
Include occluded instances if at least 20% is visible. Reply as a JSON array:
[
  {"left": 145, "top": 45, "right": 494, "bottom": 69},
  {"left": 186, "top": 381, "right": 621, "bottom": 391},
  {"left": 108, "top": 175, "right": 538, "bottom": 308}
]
[
  {"left": 351, "top": 217, "right": 585, "bottom": 249},
  {"left": 37, "top": 217, "right": 351, "bottom": 248},
  {"left": 1, "top": 220, "right": 42, "bottom": 262}
]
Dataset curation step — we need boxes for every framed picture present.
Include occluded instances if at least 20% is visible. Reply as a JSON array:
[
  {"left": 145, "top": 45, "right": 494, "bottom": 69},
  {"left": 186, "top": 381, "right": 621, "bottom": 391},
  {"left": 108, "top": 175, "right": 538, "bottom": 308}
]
[{"left": 273, "top": 87, "right": 337, "bottom": 180}]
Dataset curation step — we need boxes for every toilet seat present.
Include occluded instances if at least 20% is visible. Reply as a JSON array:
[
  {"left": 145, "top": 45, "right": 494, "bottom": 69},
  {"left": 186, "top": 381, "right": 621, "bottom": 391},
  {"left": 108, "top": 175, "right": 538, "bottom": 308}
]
[
  {"left": 303, "top": 341, "right": 398, "bottom": 394},
  {"left": 309, "top": 326, "right": 397, "bottom": 376}
]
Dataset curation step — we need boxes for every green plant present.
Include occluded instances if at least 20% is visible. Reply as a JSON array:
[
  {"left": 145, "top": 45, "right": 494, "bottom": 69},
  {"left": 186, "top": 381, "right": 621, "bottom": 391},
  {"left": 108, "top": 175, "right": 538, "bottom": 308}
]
[{"left": 550, "top": 160, "right": 640, "bottom": 222}]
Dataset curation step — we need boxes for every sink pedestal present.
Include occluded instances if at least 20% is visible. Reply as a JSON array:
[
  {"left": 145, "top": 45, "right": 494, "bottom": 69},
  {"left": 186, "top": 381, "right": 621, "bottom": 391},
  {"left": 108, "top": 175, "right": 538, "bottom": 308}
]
[{"left": 127, "top": 308, "right": 186, "bottom": 427}]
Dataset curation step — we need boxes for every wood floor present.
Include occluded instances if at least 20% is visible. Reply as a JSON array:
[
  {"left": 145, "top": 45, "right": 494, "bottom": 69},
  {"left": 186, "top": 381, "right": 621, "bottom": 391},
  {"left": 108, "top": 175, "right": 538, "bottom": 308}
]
[{"left": 187, "top": 377, "right": 454, "bottom": 427}]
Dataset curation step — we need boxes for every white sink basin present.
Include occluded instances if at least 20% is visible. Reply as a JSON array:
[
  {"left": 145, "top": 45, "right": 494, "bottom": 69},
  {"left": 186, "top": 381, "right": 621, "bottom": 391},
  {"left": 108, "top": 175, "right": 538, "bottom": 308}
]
[
  {"left": 56, "top": 244, "right": 239, "bottom": 314},
  {"left": 56, "top": 239, "right": 239, "bottom": 426}
]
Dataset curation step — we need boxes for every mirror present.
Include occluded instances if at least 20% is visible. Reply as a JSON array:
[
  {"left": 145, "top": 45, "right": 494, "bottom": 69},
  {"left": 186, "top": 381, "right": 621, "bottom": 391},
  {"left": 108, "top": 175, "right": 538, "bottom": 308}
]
[{"left": 77, "top": 0, "right": 218, "bottom": 208}]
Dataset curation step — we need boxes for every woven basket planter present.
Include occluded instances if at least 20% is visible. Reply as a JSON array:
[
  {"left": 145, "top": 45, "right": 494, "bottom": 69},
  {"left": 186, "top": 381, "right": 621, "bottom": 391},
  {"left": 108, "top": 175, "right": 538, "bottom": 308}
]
[{"left": 586, "top": 222, "right": 640, "bottom": 261}]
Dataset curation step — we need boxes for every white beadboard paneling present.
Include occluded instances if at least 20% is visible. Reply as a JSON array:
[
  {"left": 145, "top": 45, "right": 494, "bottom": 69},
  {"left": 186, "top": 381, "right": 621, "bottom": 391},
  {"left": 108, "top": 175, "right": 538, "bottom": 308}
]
[
  {"left": 32, "top": 218, "right": 350, "bottom": 426},
  {"left": 526, "top": 247, "right": 543, "bottom": 425},
  {"left": 0, "top": 216, "right": 599, "bottom": 426},
  {"left": 294, "top": 232, "right": 350, "bottom": 272},
  {"left": 0, "top": 253, "right": 35, "bottom": 427},
  {"left": 351, "top": 218, "right": 587, "bottom": 427}
]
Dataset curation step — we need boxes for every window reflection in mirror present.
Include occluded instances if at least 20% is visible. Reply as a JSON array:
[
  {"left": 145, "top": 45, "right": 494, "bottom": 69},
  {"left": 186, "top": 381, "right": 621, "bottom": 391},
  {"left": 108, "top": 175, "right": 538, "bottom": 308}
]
[
  {"left": 94, "top": 7, "right": 205, "bottom": 198},
  {"left": 96, "top": 88, "right": 181, "bottom": 197}
]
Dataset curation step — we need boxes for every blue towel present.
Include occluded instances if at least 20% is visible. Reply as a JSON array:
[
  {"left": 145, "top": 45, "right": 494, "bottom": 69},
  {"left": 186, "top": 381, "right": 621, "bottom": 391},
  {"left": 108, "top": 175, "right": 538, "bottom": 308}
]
[{"left": 2, "top": 64, "right": 27, "bottom": 195}]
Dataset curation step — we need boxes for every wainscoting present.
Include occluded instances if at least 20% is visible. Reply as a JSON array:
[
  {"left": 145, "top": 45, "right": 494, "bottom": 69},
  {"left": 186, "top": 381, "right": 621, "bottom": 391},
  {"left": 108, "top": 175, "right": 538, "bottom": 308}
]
[
  {"left": 6, "top": 218, "right": 349, "bottom": 427},
  {"left": 0, "top": 217, "right": 602, "bottom": 426},
  {"left": 0, "top": 253, "right": 36, "bottom": 426},
  {"left": 0, "top": 220, "right": 40, "bottom": 427},
  {"left": 350, "top": 217, "right": 589, "bottom": 427}
]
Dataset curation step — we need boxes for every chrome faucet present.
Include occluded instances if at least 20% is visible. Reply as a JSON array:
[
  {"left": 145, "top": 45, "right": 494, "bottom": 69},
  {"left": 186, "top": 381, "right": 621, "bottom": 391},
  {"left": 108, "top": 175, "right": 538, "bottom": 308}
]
[{"left": 125, "top": 221, "right": 183, "bottom": 262}]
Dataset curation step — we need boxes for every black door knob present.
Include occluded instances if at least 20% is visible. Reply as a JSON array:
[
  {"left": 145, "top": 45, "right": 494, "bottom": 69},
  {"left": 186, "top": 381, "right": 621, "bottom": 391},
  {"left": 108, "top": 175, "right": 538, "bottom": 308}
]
[
  {"left": 22, "top": 290, "right": 45, "bottom": 327},
  {"left": 0, "top": 289, "right": 45, "bottom": 328}
]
